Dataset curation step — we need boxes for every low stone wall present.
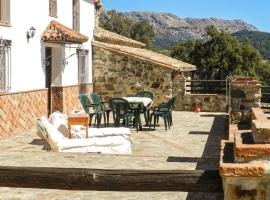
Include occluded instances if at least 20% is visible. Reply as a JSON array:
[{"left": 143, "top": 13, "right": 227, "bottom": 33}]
[
  {"left": 231, "top": 77, "right": 261, "bottom": 110},
  {"left": 51, "top": 84, "right": 86, "bottom": 114},
  {"left": 93, "top": 46, "right": 177, "bottom": 106},
  {"left": 0, "top": 89, "right": 48, "bottom": 137},
  {"left": 174, "top": 94, "right": 227, "bottom": 112}
]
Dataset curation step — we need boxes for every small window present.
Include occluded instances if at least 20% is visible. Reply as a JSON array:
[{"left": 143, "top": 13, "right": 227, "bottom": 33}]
[
  {"left": 73, "top": 0, "right": 80, "bottom": 31},
  {"left": 0, "top": 0, "right": 10, "bottom": 26},
  {"left": 49, "top": 0, "right": 57, "bottom": 17},
  {"left": 77, "top": 49, "right": 89, "bottom": 93},
  {"left": 0, "top": 39, "right": 11, "bottom": 93}
]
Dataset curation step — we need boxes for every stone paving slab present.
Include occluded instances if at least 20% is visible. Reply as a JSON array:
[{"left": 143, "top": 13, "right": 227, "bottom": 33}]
[{"left": 0, "top": 111, "right": 227, "bottom": 200}]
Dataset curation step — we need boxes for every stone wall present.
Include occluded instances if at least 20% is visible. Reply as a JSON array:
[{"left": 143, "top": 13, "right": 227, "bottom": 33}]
[
  {"left": 220, "top": 105, "right": 270, "bottom": 199},
  {"left": 0, "top": 89, "right": 48, "bottom": 137},
  {"left": 231, "top": 77, "right": 261, "bottom": 111},
  {"left": 174, "top": 94, "right": 227, "bottom": 112},
  {"left": 93, "top": 46, "right": 175, "bottom": 105}
]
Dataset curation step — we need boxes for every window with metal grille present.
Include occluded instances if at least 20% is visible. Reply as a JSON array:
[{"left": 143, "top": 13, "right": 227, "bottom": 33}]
[
  {"left": 49, "top": 0, "right": 57, "bottom": 17},
  {"left": 0, "top": 39, "right": 11, "bottom": 93},
  {"left": 77, "top": 49, "right": 89, "bottom": 93},
  {"left": 73, "top": 0, "right": 80, "bottom": 31},
  {"left": 0, "top": 0, "right": 10, "bottom": 25}
]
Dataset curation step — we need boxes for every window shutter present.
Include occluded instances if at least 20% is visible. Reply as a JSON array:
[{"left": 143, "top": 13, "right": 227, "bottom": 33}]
[
  {"left": 0, "top": 39, "right": 11, "bottom": 93},
  {"left": 78, "top": 49, "right": 89, "bottom": 93},
  {"left": 5, "top": 0, "right": 10, "bottom": 24}
]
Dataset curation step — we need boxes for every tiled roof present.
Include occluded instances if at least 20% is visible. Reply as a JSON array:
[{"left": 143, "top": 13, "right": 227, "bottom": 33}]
[
  {"left": 94, "top": 27, "right": 146, "bottom": 48},
  {"left": 41, "top": 20, "right": 88, "bottom": 44},
  {"left": 93, "top": 40, "right": 197, "bottom": 71}
]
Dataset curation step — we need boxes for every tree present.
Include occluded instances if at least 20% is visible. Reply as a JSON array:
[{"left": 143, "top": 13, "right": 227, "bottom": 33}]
[
  {"left": 171, "top": 40, "right": 200, "bottom": 63},
  {"left": 170, "top": 26, "right": 264, "bottom": 80},
  {"left": 100, "top": 10, "right": 156, "bottom": 49},
  {"left": 100, "top": 10, "right": 133, "bottom": 38},
  {"left": 130, "top": 20, "right": 155, "bottom": 47}
]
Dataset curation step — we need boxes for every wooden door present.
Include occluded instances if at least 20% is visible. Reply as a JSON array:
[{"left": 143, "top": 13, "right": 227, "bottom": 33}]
[{"left": 45, "top": 47, "right": 52, "bottom": 115}]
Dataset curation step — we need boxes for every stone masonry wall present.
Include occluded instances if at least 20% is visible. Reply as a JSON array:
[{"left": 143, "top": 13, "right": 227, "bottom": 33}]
[
  {"left": 0, "top": 89, "right": 48, "bottom": 137},
  {"left": 93, "top": 46, "right": 173, "bottom": 105},
  {"left": 175, "top": 94, "right": 227, "bottom": 112},
  {"left": 231, "top": 77, "right": 261, "bottom": 110}
]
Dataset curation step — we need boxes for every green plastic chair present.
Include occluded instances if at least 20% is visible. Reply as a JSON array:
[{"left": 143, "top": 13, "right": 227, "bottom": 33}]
[
  {"left": 109, "top": 98, "right": 139, "bottom": 130},
  {"left": 135, "top": 91, "right": 154, "bottom": 125},
  {"left": 90, "top": 92, "right": 111, "bottom": 127},
  {"left": 78, "top": 94, "right": 95, "bottom": 126},
  {"left": 149, "top": 96, "right": 176, "bottom": 131}
]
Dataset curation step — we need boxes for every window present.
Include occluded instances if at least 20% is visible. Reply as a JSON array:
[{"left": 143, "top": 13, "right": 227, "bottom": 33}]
[
  {"left": 73, "top": 0, "right": 80, "bottom": 31},
  {"left": 77, "top": 49, "right": 89, "bottom": 93},
  {"left": 0, "top": 0, "right": 10, "bottom": 25},
  {"left": 49, "top": 0, "right": 57, "bottom": 17},
  {"left": 0, "top": 39, "right": 11, "bottom": 93}
]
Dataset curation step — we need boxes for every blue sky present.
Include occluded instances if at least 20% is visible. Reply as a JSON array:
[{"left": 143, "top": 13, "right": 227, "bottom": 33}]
[{"left": 101, "top": 0, "right": 270, "bottom": 32}]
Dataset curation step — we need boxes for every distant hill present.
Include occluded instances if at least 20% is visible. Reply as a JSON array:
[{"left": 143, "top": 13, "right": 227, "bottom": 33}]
[
  {"left": 232, "top": 30, "right": 270, "bottom": 60},
  {"left": 118, "top": 11, "right": 259, "bottom": 49}
]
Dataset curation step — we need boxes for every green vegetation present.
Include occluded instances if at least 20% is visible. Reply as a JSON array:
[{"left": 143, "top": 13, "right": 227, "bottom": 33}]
[
  {"left": 100, "top": 10, "right": 156, "bottom": 49},
  {"left": 233, "top": 30, "right": 270, "bottom": 60},
  {"left": 170, "top": 26, "right": 270, "bottom": 84},
  {"left": 99, "top": 11, "right": 270, "bottom": 85}
]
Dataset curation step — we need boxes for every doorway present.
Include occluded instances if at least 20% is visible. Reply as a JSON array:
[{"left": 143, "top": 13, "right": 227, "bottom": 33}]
[{"left": 45, "top": 47, "right": 52, "bottom": 115}]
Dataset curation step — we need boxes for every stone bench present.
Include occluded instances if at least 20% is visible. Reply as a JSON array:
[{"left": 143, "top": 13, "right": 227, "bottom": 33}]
[
  {"left": 252, "top": 120, "right": 270, "bottom": 144},
  {"left": 250, "top": 107, "right": 268, "bottom": 121},
  {"left": 234, "top": 130, "right": 270, "bottom": 162}
]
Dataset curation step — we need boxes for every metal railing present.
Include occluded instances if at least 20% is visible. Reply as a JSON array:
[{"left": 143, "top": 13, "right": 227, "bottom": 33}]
[
  {"left": 261, "top": 86, "right": 270, "bottom": 104},
  {"left": 186, "top": 80, "right": 227, "bottom": 95}
]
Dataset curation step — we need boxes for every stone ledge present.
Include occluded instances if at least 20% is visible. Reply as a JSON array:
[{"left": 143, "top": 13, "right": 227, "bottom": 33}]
[
  {"left": 250, "top": 107, "right": 268, "bottom": 121},
  {"left": 229, "top": 124, "right": 238, "bottom": 141},
  {"left": 252, "top": 120, "right": 270, "bottom": 144},
  {"left": 220, "top": 140, "right": 265, "bottom": 177},
  {"left": 220, "top": 163, "right": 265, "bottom": 177},
  {"left": 234, "top": 130, "right": 270, "bottom": 160}
]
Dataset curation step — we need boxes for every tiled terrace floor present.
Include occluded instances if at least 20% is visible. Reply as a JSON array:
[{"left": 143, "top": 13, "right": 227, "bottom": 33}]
[{"left": 0, "top": 111, "right": 228, "bottom": 200}]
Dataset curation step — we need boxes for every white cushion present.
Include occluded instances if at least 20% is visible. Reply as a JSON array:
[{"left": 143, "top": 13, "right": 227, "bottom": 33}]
[
  {"left": 36, "top": 116, "right": 132, "bottom": 154},
  {"left": 49, "top": 111, "right": 69, "bottom": 138},
  {"left": 37, "top": 117, "right": 65, "bottom": 150}
]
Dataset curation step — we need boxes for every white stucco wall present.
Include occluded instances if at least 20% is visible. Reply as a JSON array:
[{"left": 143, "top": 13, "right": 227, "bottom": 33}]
[
  {"left": 0, "top": 0, "right": 95, "bottom": 92},
  {"left": 62, "top": 0, "right": 95, "bottom": 86}
]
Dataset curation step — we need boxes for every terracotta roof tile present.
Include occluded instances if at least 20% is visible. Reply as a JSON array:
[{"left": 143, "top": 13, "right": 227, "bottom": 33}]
[
  {"left": 41, "top": 20, "right": 88, "bottom": 44},
  {"left": 93, "top": 40, "right": 196, "bottom": 71},
  {"left": 94, "top": 27, "right": 146, "bottom": 48},
  {"left": 95, "top": 0, "right": 103, "bottom": 8}
]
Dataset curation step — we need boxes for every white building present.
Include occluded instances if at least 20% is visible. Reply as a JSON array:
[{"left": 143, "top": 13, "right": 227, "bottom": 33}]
[{"left": 0, "top": 0, "right": 100, "bottom": 135}]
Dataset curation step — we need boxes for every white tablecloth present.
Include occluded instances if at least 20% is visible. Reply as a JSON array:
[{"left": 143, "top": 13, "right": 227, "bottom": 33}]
[{"left": 123, "top": 97, "right": 153, "bottom": 108}]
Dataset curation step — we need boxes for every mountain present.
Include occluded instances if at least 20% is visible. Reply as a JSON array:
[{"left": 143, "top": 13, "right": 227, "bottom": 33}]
[
  {"left": 232, "top": 30, "right": 270, "bottom": 60},
  {"left": 112, "top": 11, "right": 259, "bottom": 49}
]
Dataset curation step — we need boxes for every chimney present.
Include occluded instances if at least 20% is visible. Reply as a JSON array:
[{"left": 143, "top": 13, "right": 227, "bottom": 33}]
[{"left": 94, "top": 0, "right": 103, "bottom": 27}]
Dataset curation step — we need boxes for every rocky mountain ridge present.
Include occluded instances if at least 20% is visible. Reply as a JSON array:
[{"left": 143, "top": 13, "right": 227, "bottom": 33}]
[{"left": 109, "top": 11, "right": 259, "bottom": 49}]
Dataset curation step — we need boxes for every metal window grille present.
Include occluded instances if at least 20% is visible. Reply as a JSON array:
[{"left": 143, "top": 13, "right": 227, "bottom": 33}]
[
  {"left": 77, "top": 49, "right": 89, "bottom": 93},
  {"left": 49, "top": 0, "right": 57, "bottom": 17},
  {"left": 0, "top": 38, "right": 11, "bottom": 93}
]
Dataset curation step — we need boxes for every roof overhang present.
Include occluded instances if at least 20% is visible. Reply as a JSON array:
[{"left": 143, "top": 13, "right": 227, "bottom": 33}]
[
  {"left": 93, "top": 40, "right": 197, "bottom": 72},
  {"left": 41, "top": 20, "right": 88, "bottom": 44}
]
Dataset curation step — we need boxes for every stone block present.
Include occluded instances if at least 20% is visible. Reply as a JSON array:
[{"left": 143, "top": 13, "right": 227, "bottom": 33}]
[
  {"left": 252, "top": 120, "right": 270, "bottom": 143},
  {"left": 105, "top": 84, "right": 115, "bottom": 91}
]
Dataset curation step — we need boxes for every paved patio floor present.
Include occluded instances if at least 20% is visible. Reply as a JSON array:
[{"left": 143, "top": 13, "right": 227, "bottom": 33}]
[{"left": 0, "top": 111, "right": 228, "bottom": 200}]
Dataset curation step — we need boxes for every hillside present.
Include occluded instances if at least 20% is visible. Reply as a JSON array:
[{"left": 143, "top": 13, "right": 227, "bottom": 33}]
[
  {"left": 232, "top": 30, "right": 270, "bottom": 60},
  {"left": 118, "top": 11, "right": 259, "bottom": 49}
]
